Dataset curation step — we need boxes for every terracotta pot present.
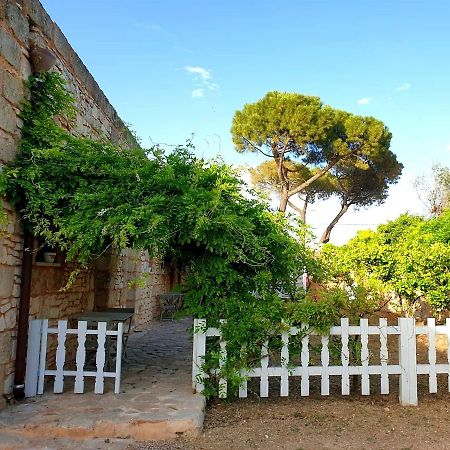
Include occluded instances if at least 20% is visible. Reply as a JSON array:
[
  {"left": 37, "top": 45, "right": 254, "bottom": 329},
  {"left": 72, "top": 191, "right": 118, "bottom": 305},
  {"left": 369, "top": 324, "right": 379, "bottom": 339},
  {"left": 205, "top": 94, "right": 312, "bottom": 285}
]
[{"left": 30, "top": 47, "right": 57, "bottom": 73}]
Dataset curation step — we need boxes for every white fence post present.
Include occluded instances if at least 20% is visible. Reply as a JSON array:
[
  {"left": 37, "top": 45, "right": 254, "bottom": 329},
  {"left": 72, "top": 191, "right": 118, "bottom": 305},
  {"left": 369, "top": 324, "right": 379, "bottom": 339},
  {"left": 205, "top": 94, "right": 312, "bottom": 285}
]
[
  {"left": 194, "top": 319, "right": 206, "bottom": 393},
  {"left": 398, "top": 317, "right": 418, "bottom": 406},
  {"left": 192, "top": 319, "right": 199, "bottom": 390},
  {"left": 25, "top": 320, "right": 43, "bottom": 398}
]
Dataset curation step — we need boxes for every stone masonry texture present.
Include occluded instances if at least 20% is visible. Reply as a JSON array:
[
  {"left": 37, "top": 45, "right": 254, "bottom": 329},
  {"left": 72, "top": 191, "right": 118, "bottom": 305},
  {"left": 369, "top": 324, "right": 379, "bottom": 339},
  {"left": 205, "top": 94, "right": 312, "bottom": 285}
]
[{"left": 0, "top": 0, "right": 169, "bottom": 409}]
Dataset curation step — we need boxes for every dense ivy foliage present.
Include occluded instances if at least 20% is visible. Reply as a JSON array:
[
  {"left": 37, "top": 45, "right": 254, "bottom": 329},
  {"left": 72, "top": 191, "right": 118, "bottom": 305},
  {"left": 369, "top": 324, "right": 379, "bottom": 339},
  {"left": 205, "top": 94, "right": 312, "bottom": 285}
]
[
  {"left": 0, "top": 73, "right": 389, "bottom": 397},
  {"left": 322, "top": 212, "right": 450, "bottom": 312},
  {"left": 0, "top": 73, "right": 324, "bottom": 394}
]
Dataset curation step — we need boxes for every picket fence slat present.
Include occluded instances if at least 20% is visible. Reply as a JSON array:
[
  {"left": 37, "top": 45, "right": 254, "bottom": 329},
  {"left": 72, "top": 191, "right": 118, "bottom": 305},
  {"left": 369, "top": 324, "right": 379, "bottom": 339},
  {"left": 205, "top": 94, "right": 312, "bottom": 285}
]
[
  {"left": 379, "top": 318, "right": 389, "bottom": 394},
  {"left": 75, "top": 320, "right": 87, "bottom": 394},
  {"left": 280, "top": 331, "right": 289, "bottom": 397},
  {"left": 300, "top": 329, "right": 309, "bottom": 396},
  {"left": 447, "top": 318, "right": 450, "bottom": 392},
  {"left": 427, "top": 318, "right": 437, "bottom": 393},
  {"left": 26, "top": 318, "right": 123, "bottom": 397},
  {"left": 193, "top": 316, "right": 450, "bottom": 405},
  {"left": 320, "top": 335, "right": 330, "bottom": 396},
  {"left": 95, "top": 322, "right": 107, "bottom": 394},
  {"left": 219, "top": 331, "right": 227, "bottom": 399},
  {"left": 260, "top": 341, "right": 269, "bottom": 397},
  {"left": 360, "top": 319, "right": 370, "bottom": 395},
  {"left": 25, "top": 320, "right": 42, "bottom": 398},
  {"left": 37, "top": 319, "right": 48, "bottom": 395},
  {"left": 340, "top": 318, "right": 350, "bottom": 395}
]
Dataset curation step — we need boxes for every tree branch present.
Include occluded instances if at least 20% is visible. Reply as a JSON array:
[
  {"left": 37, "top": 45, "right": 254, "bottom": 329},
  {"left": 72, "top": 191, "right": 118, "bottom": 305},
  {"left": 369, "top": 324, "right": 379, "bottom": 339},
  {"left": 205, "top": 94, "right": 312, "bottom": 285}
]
[
  {"left": 240, "top": 136, "right": 274, "bottom": 158},
  {"left": 319, "top": 203, "right": 350, "bottom": 244}
]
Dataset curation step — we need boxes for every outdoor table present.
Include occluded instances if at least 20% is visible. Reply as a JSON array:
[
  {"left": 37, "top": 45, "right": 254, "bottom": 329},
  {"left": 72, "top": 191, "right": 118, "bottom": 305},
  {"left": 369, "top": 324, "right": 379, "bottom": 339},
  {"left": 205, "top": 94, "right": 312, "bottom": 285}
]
[{"left": 71, "top": 310, "right": 134, "bottom": 367}]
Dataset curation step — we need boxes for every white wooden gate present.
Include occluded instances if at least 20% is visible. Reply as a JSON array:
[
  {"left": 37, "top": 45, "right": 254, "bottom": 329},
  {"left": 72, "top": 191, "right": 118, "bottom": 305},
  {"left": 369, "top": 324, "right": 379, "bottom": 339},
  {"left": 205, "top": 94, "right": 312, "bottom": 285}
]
[
  {"left": 25, "top": 319, "right": 123, "bottom": 397},
  {"left": 193, "top": 317, "right": 450, "bottom": 406}
]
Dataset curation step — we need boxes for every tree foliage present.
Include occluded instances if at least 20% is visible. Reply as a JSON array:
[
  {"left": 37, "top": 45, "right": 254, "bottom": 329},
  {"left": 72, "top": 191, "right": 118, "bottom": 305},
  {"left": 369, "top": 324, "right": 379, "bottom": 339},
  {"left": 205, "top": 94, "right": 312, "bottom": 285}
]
[
  {"left": 322, "top": 212, "right": 450, "bottom": 312},
  {"left": 231, "top": 91, "right": 398, "bottom": 214},
  {"left": 415, "top": 163, "right": 450, "bottom": 216},
  {"left": 318, "top": 148, "right": 402, "bottom": 243},
  {"left": 0, "top": 73, "right": 392, "bottom": 398},
  {"left": 0, "top": 73, "right": 367, "bottom": 397},
  {"left": 249, "top": 159, "right": 334, "bottom": 222}
]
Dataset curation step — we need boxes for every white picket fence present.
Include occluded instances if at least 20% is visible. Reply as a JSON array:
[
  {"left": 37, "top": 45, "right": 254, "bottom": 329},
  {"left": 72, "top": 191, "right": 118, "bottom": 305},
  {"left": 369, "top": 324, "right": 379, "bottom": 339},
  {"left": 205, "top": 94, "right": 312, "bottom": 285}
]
[
  {"left": 192, "top": 317, "right": 450, "bottom": 406},
  {"left": 25, "top": 319, "right": 123, "bottom": 397}
]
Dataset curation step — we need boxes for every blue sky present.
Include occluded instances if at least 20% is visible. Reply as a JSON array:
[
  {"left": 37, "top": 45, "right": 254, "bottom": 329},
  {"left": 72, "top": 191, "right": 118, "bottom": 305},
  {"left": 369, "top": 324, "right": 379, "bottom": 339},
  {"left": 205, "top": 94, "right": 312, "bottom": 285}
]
[{"left": 41, "top": 0, "right": 450, "bottom": 242}]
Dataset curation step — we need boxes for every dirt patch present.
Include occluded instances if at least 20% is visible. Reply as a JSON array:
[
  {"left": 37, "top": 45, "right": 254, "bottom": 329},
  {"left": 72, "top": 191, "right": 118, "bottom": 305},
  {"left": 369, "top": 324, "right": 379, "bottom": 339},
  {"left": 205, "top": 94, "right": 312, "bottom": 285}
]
[
  {"left": 128, "top": 391, "right": 450, "bottom": 450},
  {"left": 129, "top": 314, "right": 450, "bottom": 450}
]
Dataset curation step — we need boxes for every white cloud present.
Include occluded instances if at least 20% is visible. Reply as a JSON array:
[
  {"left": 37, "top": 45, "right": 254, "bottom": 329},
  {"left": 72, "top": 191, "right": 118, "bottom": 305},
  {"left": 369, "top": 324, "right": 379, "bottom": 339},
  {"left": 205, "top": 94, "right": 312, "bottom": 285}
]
[
  {"left": 184, "top": 65, "right": 211, "bottom": 80},
  {"left": 446, "top": 143, "right": 450, "bottom": 151},
  {"left": 184, "top": 65, "right": 219, "bottom": 98},
  {"left": 207, "top": 83, "right": 220, "bottom": 91},
  {"left": 192, "top": 88, "right": 204, "bottom": 98},
  {"left": 396, "top": 82, "right": 411, "bottom": 91},
  {"left": 357, "top": 97, "right": 371, "bottom": 105}
]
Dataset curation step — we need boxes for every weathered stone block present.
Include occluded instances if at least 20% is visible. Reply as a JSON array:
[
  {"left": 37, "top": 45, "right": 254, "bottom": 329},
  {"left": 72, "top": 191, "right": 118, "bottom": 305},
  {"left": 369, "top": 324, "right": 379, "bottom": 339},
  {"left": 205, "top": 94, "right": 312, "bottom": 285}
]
[
  {"left": 0, "top": 266, "right": 15, "bottom": 299},
  {"left": 0, "top": 27, "right": 21, "bottom": 70},
  {"left": 3, "top": 371, "right": 14, "bottom": 394},
  {"left": 0, "top": 96, "right": 17, "bottom": 134},
  {"left": 0, "top": 66, "right": 24, "bottom": 106},
  {"left": 20, "top": 52, "right": 32, "bottom": 80},
  {"left": 0, "top": 331, "right": 13, "bottom": 363},
  {"left": 53, "top": 25, "right": 72, "bottom": 63},
  {"left": 4, "top": 307, "right": 16, "bottom": 328},
  {"left": 0, "top": 128, "right": 18, "bottom": 163},
  {"left": 28, "top": 27, "right": 45, "bottom": 48},
  {"left": 6, "top": 1, "right": 29, "bottom": 45},
  {"left": 27, "top": 0, "right": 54, "bottom": 39}
]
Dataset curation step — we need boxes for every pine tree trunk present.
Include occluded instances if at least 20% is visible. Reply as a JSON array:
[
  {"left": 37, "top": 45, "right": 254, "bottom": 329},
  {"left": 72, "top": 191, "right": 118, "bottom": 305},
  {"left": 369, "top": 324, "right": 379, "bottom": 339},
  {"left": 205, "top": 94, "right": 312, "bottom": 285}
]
[
  {"left": 319, "top": 204, "right": 349, "bottom": 244},
  {"left": 279, "top": 190, "right": 289, "bottom": 212}
]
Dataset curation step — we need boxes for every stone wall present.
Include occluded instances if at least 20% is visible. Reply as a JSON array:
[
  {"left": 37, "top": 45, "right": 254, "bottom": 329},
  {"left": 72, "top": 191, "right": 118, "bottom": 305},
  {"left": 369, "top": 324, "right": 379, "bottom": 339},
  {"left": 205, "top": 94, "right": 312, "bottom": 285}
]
[
  {"left": 93, "top": 249, "right": 171, "bottom": 329},
  {"left": 0, "top": 0, "right": 166, "bottom": 409}
]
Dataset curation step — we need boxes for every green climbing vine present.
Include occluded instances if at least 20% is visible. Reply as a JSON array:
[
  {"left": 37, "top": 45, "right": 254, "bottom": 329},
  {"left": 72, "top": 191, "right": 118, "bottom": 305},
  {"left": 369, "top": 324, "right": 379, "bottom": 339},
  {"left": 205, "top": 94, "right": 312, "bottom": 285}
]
[{"left": 0, "top": 72, "right": 379, "bottom": 398}]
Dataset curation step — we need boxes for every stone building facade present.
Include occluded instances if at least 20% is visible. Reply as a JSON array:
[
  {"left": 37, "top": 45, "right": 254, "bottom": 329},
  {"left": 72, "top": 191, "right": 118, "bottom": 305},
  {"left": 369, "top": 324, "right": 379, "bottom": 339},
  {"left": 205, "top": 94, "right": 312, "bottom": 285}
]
[{"left": 0, "top": 0, "right": 170, "bottom": 409}]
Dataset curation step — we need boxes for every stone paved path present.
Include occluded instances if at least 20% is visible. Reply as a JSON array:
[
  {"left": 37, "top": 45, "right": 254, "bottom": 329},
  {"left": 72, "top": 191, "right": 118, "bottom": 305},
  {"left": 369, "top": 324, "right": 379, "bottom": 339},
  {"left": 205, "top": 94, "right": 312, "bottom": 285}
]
[{"left": 0, "top": 317, "right": 205, "bottom": 449}]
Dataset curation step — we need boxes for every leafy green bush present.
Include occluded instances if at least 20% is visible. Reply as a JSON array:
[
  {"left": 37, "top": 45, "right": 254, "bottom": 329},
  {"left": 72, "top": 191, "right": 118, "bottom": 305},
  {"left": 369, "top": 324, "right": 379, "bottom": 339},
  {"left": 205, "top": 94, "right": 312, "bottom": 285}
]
[
  {"left": 2, "top": 72, "right": 388, "bottom": 398},
  {"left": 322, "top": 212, "right": 450, "bottom": 312}
]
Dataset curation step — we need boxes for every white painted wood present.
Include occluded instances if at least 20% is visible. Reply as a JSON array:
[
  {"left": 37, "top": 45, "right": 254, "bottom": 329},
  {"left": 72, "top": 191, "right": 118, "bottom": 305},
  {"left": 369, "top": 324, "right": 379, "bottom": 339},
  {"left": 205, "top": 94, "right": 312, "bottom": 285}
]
[
  {"left": 340, "top": 318, "right": 350, "bottom": 395},
  {"left": 379, "top": 318, "right": 389, "bottom": 394},
  {"left": 360, "top": 319, "right": 370, "bottom": 395},
  {"left": 321, "top": 335, "right": 329, "bottom": 395},
  {"left": 94, "top": 321, "right": 107, "bottom": 394},
  {"left": 25, "top": 320, "right": 42, "bottom": 397},
  {"left": 74, "top": 320, "right": 87, "bottom": 394},
  {"left": 427, "top": 318, "right": 437, "bottom": 393},
  {"left": 218, "top": 336, "right": 227, "bottom": 398},
  {"left": 239, "top": 345, "right": 248, "bottom": 398},
  {"left": 54, "top": 320, "right": 67, "bottom": 394},
  {"left": 300, "top": 330, "right": 310, "bottom": 396},
  {"left": 192, "top": 319, "right": 199, "bottom": 389},
  {"left": 194, "top": 316, "right": 450, "bottom": 405},
  {"left": 114, "top": 322, "right": 123, "bottom": 395},
  {"left": 447, "top": 318, "right": 450, "bottom": 392},
  {"left": 398, "top": 317, "right": 418, "bottom": 406},
  {"left": 280, "top": 331, "right": 289, "bottom": 396},
  {"left": 260, "top": 341, "right": 269, "bottom": 397},
  {"left": 195, "top": 319, "right": 207, "bottom": 393},
  {"left": 37, "top": 319, "right": 48, "bottom": 395}
]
